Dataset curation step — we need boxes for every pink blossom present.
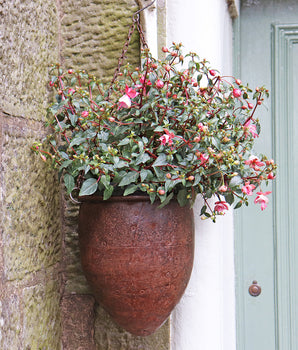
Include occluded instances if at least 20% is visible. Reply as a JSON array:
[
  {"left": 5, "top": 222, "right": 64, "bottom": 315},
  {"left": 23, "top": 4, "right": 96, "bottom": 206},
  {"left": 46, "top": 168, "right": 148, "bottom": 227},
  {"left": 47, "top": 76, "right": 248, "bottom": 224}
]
[
  {"left": 81, "top": 110, "right": 89, "bottom": 118},
  {"left": 68, "top": 88, "right": 75, "bottom": 95},
  {"left": 156, "top": 79, "right": 164, "bottom": 89},
  {"left": 232, "top": 88, "right": 242, "bottom": 98},
  {"left": 159, "top": 129, "right": 175, "bottom": 146},
  {"left": 245, "top": 155, "right": 265, "bottom": 171},
  {"left": 118, "top": 94, "right": 131, "bottom": 109},
  {"left": 254, "top": 191, "right": 272, "bottom": 211},
  {"left": 118, "top": 86, "right": 138, "bottom": 109},
  {"left": 140, "top": 75, "right": 152, "bottom": 86},
  {"left": 199, "top": 153, "right": 209, "bottom": 165},
  {"left": 214, "top": 201, "right": 229, "bottom": 214},
  {"left": 241, "top": 181, "right": 256, "bottom": 196},
  {"left": 197, "top": 123, "right": 208, "bottom": 132},
  {"left": 267, "top": 172, "right": 275, "bottom": 180},
  {"left": 125, "top": 85, "right": 138, "bottom": 99},
  {"left": 244, "top": 120, "right": 259, "bottom": 138},
  {"left": 219, "top": 185, "right": 228, "bottom": 192}
]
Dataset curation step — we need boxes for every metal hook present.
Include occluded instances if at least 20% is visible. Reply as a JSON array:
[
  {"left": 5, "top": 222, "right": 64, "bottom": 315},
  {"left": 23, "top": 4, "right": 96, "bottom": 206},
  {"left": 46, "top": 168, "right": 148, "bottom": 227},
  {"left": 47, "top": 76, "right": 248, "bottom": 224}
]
[{"left": 132, "top": 0, "right": 156, "bottom": 21}]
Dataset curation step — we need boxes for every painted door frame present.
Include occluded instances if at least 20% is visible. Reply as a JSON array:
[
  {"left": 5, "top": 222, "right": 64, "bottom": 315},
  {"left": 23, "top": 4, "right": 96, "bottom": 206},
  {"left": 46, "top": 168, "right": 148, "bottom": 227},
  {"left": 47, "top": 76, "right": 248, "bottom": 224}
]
[{"left": 234, "top": 2, "right": 298, "bottom": 349}]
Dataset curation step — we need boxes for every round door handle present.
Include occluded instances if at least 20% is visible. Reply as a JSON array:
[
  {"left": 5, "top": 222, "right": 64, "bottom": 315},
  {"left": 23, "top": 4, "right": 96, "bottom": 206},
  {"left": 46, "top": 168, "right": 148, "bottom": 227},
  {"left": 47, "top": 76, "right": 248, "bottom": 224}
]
[{"left": 248, "top": 280, "right": 261, "bottom": 297}]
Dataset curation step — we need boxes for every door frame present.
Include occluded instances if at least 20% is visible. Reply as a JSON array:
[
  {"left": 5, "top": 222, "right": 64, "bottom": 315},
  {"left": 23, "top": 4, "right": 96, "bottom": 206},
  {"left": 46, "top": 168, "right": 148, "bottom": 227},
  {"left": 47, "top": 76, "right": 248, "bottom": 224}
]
[{"left": 234, "top": 2, "right": 298, "bottom": 349}]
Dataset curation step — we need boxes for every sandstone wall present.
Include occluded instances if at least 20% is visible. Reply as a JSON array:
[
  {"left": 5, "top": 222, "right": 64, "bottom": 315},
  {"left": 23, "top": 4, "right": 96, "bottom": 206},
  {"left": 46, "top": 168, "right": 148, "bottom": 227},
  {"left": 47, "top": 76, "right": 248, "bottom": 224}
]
[{"left": 0, "top": 0, "right": 170, "bottom": 348}]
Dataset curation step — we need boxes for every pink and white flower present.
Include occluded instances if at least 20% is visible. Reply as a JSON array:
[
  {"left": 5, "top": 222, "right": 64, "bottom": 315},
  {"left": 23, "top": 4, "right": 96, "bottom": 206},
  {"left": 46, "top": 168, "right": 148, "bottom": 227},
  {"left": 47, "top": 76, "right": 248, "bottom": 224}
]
[
  {"left": 241, "top": 181, "right": 256, "bottom": 196},
  {"left": 155, "top": 79, "right": 164, "bottom": 89},
  {"left": 254, "top": 191, "right": 272, "bottom": 210},
  {"left": 118, "top": 85, "right": 138, "bottom": 109},
  {"left": 81, "top": 110, "right": 89, "bottom": 118},
  {"left": 118, "top": 94, "right": 131, "bottom": 109},
  {"left": 159, "top": 129, "right": 175, "bottom": 146},
  {"left": 219, "top": 185, "right": 228, "bottom": 192},
  {"left": 244, "top": 120, "right": 259, "bottom": 138},
  {"left": 245, "top": 155, "right": 265, "bottom": 171},
  {"left": 199, "top": 153, "right": 209, "bottom": 165},
  {"left": 214, "top": 201, "right": 229, "bottom": 214},
  {"left": 232, "top": 88, "right": 242, "bottom": 98}
]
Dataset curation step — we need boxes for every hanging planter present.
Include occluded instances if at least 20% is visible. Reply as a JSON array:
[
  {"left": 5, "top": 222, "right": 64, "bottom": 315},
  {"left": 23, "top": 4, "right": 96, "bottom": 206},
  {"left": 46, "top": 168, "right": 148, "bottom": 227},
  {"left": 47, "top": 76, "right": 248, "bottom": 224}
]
[
  {"left": 32, "top": 0, "right": 276, "bottom": 337},
  {"left": 78, "top": 195, "right": 194, "bottom": 335}
]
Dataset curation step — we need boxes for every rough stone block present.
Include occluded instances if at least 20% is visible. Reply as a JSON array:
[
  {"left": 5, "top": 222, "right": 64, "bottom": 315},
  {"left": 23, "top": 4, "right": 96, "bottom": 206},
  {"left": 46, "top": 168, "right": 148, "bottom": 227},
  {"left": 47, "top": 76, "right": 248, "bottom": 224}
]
[
  {"left": 1, "top": 121, "right": 61, "bottom": 280},
  {"left": 61, "top": 294, "right": 96, "bottom": 350},
  {"left": 60, "top": 0, "right": 140, "bottom": 82},
  {"left": 62, "top": 195, "right": 92, "bottom": 294},
  {"left": 23, "top": 281, "right": 61, "bottom": 349},
  {"left": 94, "top": 305, "right": 170, "bottom": 350},
  {"left": 0, "top": 0, "right": 59, "bottom": 119},
  {"left": 0, "top": 295, "right": 22, "bottom": 350}
]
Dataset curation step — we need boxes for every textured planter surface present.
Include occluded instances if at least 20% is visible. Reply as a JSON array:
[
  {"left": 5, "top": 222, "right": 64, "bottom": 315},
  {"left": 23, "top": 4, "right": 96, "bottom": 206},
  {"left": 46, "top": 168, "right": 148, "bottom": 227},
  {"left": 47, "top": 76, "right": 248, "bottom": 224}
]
[{"left": 78, "top": 196, "right": 194, "bottom": 336}]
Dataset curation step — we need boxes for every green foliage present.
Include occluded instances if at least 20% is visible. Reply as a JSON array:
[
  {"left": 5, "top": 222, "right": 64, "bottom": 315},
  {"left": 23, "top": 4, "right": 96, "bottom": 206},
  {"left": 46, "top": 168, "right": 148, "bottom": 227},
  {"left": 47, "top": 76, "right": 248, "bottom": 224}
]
[{"left": 32, "top": 43, "right": 277, "bottom": 220}]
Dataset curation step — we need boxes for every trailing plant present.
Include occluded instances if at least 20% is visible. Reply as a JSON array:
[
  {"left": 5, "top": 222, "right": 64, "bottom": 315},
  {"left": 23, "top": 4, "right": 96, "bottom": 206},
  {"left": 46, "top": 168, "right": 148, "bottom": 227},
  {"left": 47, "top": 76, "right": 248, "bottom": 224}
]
[{"left": 32, "top": 43, "right": 276, "bottom": 221}]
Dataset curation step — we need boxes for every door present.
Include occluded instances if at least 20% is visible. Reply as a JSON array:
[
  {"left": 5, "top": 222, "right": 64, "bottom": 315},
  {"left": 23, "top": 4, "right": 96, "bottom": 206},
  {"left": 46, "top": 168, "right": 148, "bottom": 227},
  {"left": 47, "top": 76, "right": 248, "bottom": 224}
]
[{"left": 235, "top": 1, "right": 298, "bottom": 349}]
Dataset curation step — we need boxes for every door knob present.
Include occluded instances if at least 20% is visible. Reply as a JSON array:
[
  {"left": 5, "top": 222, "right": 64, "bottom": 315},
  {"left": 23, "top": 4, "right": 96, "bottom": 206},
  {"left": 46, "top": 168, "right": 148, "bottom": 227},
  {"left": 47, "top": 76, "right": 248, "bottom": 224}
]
[{"left": 248, "top": 280, "right": 261, "bottom": 297}]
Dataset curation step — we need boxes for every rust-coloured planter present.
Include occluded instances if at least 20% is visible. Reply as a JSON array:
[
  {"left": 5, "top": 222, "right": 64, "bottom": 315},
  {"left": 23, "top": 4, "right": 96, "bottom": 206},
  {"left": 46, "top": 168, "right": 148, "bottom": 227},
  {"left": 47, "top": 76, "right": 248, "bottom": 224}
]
[{"left": 78, "top": 195, "right": 194, "bottom": 336}]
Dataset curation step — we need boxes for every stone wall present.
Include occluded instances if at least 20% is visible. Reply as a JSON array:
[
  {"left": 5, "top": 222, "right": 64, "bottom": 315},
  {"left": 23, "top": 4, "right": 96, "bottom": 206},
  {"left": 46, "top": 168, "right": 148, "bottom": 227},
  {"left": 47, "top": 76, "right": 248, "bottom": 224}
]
[
  {"left": 0, "top": 0, "right": 170, "bottom": 348},
  {"left": 0, "top": 1, "right": 62, "bottom": 349}
]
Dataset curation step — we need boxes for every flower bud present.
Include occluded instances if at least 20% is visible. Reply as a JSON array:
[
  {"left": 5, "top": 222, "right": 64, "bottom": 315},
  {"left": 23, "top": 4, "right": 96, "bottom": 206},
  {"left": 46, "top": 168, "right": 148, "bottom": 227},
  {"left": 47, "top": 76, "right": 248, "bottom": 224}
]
[{"left": 232, "top": 88, "right": 242, "bottom": 98}]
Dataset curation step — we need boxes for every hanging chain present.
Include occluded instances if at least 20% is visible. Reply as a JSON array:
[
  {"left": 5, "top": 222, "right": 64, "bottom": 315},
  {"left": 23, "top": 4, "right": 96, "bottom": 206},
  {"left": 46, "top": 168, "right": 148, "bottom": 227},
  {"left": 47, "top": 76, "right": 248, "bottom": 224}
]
[{"left": 107, "top": 0, "right": 155, "bottom": 97}]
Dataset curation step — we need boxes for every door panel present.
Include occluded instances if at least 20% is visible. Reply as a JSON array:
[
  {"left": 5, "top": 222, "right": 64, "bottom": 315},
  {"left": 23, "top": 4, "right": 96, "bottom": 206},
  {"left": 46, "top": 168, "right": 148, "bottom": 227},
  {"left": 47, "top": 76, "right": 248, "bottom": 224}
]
[{"left": 235, "top": 1, "right": 298, "bottom": 349}]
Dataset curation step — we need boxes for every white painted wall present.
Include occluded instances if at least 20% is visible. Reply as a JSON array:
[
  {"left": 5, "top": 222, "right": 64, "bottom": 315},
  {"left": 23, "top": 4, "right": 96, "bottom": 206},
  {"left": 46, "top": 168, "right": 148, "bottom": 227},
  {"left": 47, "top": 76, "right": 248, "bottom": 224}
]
[{"left": 165, "top": 1, "right": 236, "bottom": 349}]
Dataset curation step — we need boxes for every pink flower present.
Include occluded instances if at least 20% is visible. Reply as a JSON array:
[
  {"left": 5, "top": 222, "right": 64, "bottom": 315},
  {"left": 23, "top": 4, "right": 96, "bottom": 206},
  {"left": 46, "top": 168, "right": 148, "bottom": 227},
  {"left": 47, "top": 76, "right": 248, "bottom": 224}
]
[
  {"left": 245, "top": 155, "right": 265, "bottom": 171},
  {"left": 199, "top": 153, "right": 209, "bottom": 165},
  {"left": 156, "top": 79, "right": 164, "bottom": 89},
  {"left": 209, "top": 69, "right": 216, "bottom": 76},
  {"left": 118, "top": 85, "right": 138, "bottom": 109},
  {"left": 267, "top": 172, "right": 275, "bottom": 180},
  {"left": 219, "top": 185, "right": 228, "bottom": 192},
  {"left": 254, "top": 191, "right": 272, "bottom": 210},
  {"left": 241, "top": 181, "right": 256, "bottom": 196},
  {"left": 244, "top": 120, "right": 258, "bottom": 138},
  {"left": 118, "top": 94, "right": 131, "bottom": 109},
  {"left": 125, "top": 85, "right": 138, "bottom": 99},
  {"left": 159, "top": 129, "right": 175, "bottom": 146},
  {"left": 214, "top": 201, "right": 229, "bottom": 214},
  {"left": 81, "top": 110, "right": 89, "bottom": 118},
  {"left": 197, "top": 123, "right": 208, "bottom": 132},
  {"left": 68, "top": 88, "right": 75, "bottom": 95},
  {"left": 232, "top": 88, "right": 242, "bottom": 98},
  {"left": 140, "top": 75, "right": 152, "bottom": 86}
]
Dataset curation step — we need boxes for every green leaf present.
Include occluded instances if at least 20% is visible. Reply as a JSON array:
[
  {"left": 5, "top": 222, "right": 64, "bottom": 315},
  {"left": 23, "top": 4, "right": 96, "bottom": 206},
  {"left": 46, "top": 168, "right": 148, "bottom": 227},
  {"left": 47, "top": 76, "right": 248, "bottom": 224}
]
[
  {"left": 69, "top": 137, "right": 86, "bottom": 147},
  {"left": 153, "top": 154, "right": 167, "bottom": 167},
  {"left": 59, "top": 160, "right": 72, "bottom": 171},
  {"left": 64, "top": 173, "right": 75, "bottom": 194},
  {"left": 224, "top": 192, "right": 234, "bottom": 205},
  {"left": 118, "top": 171, "right": 139, "bottom": 186},
  {"left": 103, "top": 185, "right": 114, "bottom": 200},
  {"left": 140, "top": 169, "right": 152, "bottom": 182},
  {"left": 118, "top": 138, "right": 130, "bottom": 146},
  {"left": 177, "top": 189, "right": 188, "bottom": 207},
  {"left": 135, "top": 152, "right": 151, "bottom": 165},
  {"left": 154, "top": 126, "right": 164, "bottom": 132},
  {"left": 100, "top": 175, "right": 110, "bottom": 189},
  {"left": 234, "top": 201, "right": 243, "bottom": 209},
  {"left": 79, "top": 178, "right": 98, "bottom": 196},
  {"left": 200, "top": 204, "right": 207, "bottom": 216},
  {"left": 124, "top": 185, "right": 138, "bottom": 196}
]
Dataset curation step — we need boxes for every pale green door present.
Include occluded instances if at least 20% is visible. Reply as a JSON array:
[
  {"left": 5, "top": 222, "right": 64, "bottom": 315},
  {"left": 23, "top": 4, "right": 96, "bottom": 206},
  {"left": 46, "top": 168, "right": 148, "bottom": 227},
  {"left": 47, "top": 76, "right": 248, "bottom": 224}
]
[{"left": 235, "top": 1, "right": 298, "bottom": 349}]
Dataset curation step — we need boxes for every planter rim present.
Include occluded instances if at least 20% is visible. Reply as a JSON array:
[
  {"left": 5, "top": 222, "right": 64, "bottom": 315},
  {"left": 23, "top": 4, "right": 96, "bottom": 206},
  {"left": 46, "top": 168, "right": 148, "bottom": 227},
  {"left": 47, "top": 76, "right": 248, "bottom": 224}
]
[{"left": 78, "top": 194, "right": 151, "bottom": 203}]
